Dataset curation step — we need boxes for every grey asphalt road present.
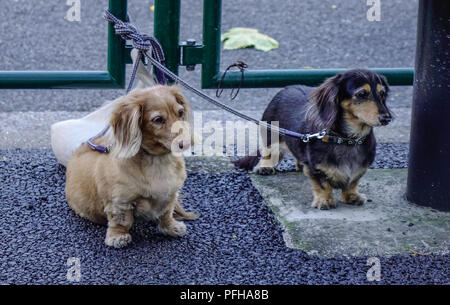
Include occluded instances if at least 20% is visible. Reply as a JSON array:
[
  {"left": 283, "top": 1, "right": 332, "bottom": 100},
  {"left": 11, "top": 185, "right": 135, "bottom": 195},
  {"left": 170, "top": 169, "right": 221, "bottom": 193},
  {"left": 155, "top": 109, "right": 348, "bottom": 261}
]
[{"left": 0, "top": 0, "right": 417, "bottom": 112}]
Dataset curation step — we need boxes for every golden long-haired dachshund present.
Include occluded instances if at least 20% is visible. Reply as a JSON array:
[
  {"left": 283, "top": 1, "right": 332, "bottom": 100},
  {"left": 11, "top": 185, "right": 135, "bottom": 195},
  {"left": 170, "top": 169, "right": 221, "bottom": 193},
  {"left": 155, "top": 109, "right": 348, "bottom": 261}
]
[
  {"left": 236, "top": 69, "right": 392, "bottom": 210},
  {"left": 65, "top": 86, "right": 198, "bottom": 248}
]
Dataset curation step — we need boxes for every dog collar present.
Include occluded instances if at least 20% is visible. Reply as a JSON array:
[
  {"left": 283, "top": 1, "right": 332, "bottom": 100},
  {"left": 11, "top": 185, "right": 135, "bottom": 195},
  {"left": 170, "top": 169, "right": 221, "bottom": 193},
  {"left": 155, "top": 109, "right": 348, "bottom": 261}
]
[
  {"left": 87, "top": 126, "right": 111, "bottom": 153},
  {"left": 321, "top": 134, "right": 366, "bottom": 145},
  {"left": 321, "top": 130, "right": 367, "bottom": 145}
]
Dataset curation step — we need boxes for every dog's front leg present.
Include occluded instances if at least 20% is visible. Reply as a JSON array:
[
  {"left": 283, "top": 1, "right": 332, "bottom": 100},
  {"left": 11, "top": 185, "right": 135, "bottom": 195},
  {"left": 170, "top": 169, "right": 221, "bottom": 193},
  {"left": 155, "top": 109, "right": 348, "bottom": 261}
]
[
  {"left": 104, "top": 202, "right": 134, "bottom": 248},
  {"left": 304, "top": 167, "right": 336, "bottom": 210}
]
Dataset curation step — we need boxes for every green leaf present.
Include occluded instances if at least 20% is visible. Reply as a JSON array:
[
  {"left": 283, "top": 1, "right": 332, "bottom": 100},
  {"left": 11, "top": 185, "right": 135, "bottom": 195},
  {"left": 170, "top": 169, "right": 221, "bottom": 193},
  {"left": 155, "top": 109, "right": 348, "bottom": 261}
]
[{"left": 221, "top": 27, "right": 279, "bottom": 52}]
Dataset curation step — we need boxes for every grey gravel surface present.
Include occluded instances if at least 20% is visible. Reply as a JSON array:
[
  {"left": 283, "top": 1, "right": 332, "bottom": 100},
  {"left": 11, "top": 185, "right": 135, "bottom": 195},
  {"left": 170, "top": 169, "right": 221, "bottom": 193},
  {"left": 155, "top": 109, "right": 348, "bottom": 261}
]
[
  {"left": 0, "top": 0, "right": 416, "bottom": 112},
  {"left": 0, "top": 149, "right": 448, "bottom": 285}
]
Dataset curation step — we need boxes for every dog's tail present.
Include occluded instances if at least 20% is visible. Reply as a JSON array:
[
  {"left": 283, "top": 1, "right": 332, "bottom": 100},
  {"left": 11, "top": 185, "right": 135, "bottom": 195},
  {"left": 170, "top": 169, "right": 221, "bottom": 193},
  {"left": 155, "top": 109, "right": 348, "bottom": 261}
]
[{"left": 233, "top": 150, "right": 261, "bottom": 170}]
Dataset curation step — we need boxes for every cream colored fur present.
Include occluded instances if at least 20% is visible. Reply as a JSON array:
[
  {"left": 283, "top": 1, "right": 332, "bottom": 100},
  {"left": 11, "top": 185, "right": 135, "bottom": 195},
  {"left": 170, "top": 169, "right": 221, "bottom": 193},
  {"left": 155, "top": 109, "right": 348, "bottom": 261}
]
[{"left": 65, "top": 86, "right": 198, "bottom": 248}]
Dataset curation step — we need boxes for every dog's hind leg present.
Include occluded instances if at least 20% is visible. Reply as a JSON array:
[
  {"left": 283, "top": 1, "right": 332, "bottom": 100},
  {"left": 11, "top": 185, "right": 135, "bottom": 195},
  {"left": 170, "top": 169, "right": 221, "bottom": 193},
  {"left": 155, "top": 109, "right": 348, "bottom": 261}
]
[
  {"left": 253, "top": 142, "right": 284, "bottom": 175},
  {"left": 157, "top": 197, "right": 187, "bottom": 237},
  {"left": 158, "top": 209, "right": 187, "bottom": 238}
]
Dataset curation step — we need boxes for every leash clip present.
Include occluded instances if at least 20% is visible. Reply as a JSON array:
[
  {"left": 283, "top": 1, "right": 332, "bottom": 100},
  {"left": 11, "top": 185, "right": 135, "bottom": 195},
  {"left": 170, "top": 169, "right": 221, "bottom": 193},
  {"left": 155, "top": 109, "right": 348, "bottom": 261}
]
[
  {"left": 317, "top": 130, "right": 327, "bottom": 139},
  {"left": 308, "top": 129, "right": 327, "bottom": 140}
]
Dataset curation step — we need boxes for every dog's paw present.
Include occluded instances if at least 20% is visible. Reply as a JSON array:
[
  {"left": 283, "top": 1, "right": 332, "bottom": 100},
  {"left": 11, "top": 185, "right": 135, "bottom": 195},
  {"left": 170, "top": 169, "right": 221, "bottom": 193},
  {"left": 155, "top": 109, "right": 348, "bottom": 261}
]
[
  {"left": 253, "top": 166, "right": 276, "bottom": 175},
  {"left": 311, "top": 197, "right": 336, "bottom": 210},
  {"left": 159, "top": 220, "right": 187, "bottom": 237},
  {"left": 105, "top": 233, "right": 132, "bottom": 248},
  {"left": 342, "top": 193, "right": 367, "bottom": 206}
]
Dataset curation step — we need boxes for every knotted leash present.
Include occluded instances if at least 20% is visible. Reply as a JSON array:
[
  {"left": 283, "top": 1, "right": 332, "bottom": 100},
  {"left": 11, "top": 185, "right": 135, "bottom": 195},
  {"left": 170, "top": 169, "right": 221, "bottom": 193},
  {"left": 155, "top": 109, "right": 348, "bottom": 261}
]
[
  {"left": 87, "top": 10, "right": 169, "bottom": 153},
  {"left": 103, "top": 10, "right": 168, "bottom": 88}
]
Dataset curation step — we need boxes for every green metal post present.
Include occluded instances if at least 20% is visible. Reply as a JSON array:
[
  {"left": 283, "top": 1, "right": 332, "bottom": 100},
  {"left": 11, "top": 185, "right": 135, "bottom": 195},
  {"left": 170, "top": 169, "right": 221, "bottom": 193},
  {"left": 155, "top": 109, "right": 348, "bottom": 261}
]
[
  {"left": 201, "top": 0, "right": 222, "bottom": 88},
  {"left": 154, "top": 0, "right": 181, "bottom": 77},
  {"left": 108, "top": 0, "right": 128, "bottom": 88}
]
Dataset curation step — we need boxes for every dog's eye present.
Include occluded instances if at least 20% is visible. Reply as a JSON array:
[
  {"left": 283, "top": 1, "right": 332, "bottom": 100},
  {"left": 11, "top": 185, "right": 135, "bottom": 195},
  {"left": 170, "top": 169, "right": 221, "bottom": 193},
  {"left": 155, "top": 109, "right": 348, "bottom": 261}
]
[
  {"left": 152, "top": 116, "right": 165, "bottom": 124},
  {"left": 379, "top": 90, "right": 386, "bottom": 99},
  {"left": 178, "top": 110, "right": 184, "bottom": 117},
  {"left": 355, "top": 90, "right": 368, "bottom": 99}
]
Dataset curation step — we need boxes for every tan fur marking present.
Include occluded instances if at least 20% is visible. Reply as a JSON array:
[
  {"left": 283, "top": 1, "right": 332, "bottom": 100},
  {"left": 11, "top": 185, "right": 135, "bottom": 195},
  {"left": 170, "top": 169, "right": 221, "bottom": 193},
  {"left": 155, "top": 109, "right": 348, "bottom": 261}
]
[
  {"left": 341, "top": 98, "right": 378, "bottom": 137},
  {"left": 316, "top": 164, "right": 348, "bottom": 185},
  {"left": 361, "top": 84, "right": 371, "bottom": 92},
  {"left": 316, "top": 164, "right": 367, "bottom": 188},
  {"left": 350, "top": 101, "right": 379, "bottom": 123}
]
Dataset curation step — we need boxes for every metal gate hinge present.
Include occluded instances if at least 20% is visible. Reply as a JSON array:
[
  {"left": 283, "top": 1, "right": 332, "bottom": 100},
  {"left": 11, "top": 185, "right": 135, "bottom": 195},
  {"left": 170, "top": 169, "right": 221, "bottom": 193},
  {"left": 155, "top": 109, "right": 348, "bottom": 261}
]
[{"left": 180, "top": 39, "right": 204, "bottom": 71}]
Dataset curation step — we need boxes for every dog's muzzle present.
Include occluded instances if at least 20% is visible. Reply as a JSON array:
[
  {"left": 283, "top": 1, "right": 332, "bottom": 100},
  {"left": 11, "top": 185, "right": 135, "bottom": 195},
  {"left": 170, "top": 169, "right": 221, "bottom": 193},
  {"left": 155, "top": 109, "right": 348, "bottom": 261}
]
[{"left": 379, "top": 114, "right": 392, "bottom": 126}]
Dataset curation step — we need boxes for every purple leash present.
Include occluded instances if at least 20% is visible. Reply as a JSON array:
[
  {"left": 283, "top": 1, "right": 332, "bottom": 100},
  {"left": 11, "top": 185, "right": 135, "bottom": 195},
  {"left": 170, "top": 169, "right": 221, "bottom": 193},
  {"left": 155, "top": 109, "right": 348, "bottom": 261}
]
[{"left": 87, "top": 10, "right": 168, "bottom": 154}]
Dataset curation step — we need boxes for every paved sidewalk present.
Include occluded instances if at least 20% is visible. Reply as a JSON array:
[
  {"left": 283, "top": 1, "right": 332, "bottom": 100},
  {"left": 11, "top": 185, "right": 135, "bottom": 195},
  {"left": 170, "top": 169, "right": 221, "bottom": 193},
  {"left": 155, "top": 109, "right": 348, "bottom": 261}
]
[{"left": 252, "top": 168, "right": 450, "bottom": 258}]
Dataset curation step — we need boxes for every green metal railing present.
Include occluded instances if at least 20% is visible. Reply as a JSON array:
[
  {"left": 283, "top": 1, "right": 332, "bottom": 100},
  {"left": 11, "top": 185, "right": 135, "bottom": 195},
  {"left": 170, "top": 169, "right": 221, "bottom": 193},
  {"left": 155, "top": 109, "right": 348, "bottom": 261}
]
[
  {"left": 0, "top": 0, "right": 413, "bottom": 89},
  {"left": 157, "top": 0, "right": 414, "bottom": 88},
  {"left": 0, "top": 0, "right": 130, "bottom": 89}
]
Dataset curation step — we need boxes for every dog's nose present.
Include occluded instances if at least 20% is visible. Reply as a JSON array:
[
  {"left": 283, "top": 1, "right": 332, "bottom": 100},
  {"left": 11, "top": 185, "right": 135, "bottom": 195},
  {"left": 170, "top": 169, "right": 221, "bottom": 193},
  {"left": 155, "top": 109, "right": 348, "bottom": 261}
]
[
  {"left": 178, "top": 140, "right": 184, "bottom": 149},
  {"left": 379, "top": 114, "right": 392, "bottom": 126}
]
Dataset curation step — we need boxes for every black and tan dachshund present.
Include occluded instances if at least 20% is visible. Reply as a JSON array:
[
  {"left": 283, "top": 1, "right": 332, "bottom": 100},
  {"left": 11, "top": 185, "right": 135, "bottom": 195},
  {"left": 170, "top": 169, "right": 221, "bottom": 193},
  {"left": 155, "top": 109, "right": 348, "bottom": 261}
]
[{"left": 235, "top": 69, "right": 392, "bottom": 210}]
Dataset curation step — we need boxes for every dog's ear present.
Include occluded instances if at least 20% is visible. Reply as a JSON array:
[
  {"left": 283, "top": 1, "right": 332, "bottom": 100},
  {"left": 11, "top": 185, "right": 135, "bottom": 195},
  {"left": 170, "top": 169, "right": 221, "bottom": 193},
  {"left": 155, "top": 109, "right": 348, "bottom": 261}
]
[
  {"left": 110, "top": 99, "right": 143, "bottom": 159},
  {"left": 169, "top": 86, "right": 192, "bottom": 120},
  {"left": 308, "top": 74, "right": 342, "bottom": 130}
]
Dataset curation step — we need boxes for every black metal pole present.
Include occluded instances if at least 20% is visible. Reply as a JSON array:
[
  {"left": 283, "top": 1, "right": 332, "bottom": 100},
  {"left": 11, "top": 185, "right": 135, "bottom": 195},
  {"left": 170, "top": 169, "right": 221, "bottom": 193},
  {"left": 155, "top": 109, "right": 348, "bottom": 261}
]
[{"left": 406, "top": 0, "right": 450, "bottom": 211}]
